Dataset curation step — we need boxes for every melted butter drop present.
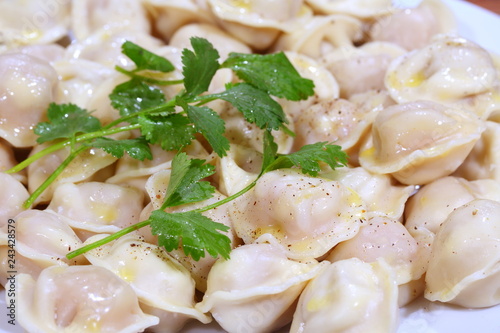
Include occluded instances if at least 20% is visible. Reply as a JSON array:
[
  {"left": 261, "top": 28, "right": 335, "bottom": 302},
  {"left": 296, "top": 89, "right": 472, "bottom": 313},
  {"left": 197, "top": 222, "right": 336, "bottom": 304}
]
[
  {"left": 84, "top": 318, "right": 101, "bottom": 333},
  {"left": 90, "top": 202, "right": 118, "bottom": 224},
  {"left": 404, "top": 71, "right": 426, "bottom": 88},
  {"left": 307, "top": 296, "right": 329, "bottom": 312},
  {"left": 118, "top": 266, "right": 136, "bottom": 282}
]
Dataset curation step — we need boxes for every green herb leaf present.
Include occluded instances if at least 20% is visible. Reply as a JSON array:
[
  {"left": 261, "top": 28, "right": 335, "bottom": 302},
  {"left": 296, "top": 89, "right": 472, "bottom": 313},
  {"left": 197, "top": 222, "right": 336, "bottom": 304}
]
[
  {"left": 110, "top": 79, "right": 167, "bottom": 120},
  {"left": 122, "top": 41, "right": 175, "bottom": 73},
  {"left": 34, "top": 103, "right": 102, "bottom": 143},
  {"left": 177, "top": 97, "right": 229, "bottom": 157},
  {"left": 162, "top": 152, "right": 216, "bottom": 208},
  {"left": 213, "top": 83, "right": 288, "bottom": 130},
  {"left": 265, "top": 142, "right": 348, "bottom": 176},
  {"left": 150, "top": 210, "right": 231, "bottom": 261},
  {"left": 89, "top": 137, "right": 152, "bottom": 160},
  {"left": 221, "top": 52, "right": 315, "bottom": 101},
  {"left": 182, "top": 37, "right": 220, "bottom": 98},
  {"left": 138, "top": 113, "right": 195, "bottom": 151}
]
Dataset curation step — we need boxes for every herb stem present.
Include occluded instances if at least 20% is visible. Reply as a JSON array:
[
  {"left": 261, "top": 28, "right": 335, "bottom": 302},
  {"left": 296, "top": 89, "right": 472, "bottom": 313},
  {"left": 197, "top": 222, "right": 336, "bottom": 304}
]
[
  {"left": 23, "top": 145, "right": 89, "bottom": 208},
  {"left": 66, "top": 220, "right": 152, "bottom": 259},
  {"left": 196, "top": 179, "right": 258, "bottom": 213}
]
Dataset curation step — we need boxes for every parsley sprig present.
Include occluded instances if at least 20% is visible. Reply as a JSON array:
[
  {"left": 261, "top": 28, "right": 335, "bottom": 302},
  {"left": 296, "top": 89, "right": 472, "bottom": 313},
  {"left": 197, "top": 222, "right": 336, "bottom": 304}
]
[{"left": 7, "top": 38, "right": 347, "bottom": 261}]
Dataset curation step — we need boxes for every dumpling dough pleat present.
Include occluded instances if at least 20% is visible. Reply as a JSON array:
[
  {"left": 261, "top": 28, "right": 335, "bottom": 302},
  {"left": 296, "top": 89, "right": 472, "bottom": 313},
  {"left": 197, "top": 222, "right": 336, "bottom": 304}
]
[{"left": 16, "top": 265, "right": 159, "bottom": 333}]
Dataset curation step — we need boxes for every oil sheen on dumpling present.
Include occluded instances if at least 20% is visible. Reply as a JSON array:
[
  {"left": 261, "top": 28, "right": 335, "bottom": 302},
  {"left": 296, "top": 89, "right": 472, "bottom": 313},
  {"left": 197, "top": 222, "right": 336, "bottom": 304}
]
[
  {"left": 197, "top": 242, "right": 325, "bottom": 333},
  {"left": 16, "top": 265, "right": 159, "bottom": 333},
  {"left": 290, "top": 258, "right": 399, "bottom": 333},
  {"left": 425, "top": 199, "right": 500, "bottom": 308},
  {"left": 359, "top": 100, "right": 485, "bottom": 185},
  {"left": 230, "top": 169, "right": 366, "bottom": 260},
  {"left": 83, "top": 234, "right": 211, "bottom": 332}
]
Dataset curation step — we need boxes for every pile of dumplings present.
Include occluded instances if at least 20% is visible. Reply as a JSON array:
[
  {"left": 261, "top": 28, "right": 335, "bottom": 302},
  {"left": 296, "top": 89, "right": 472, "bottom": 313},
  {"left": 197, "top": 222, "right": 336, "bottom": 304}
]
[{"left": 1, "top": 0, "right": 500, "bottom": 332}]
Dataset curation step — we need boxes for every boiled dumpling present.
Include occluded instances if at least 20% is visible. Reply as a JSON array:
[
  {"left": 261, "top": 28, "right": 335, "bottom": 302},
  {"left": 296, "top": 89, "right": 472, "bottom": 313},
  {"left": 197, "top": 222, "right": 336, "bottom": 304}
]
[
  {"left": 425, "top": 199, "right": 500, "bottom": 308},
  {"left": 0, "top": 53, "right": 58, "bottom": 147},
  {"left": 83, "top": 234, "right": 211, "bottom": 332},
  {"left": 359, "top": 100, "right": 485, "bottom": 185},
  {"left": 230, "top": 169, "right": 366, "bottom": 260},
  {"left": 369, "top": 0, "right": 456, "bottom": 50},
  {"left": 16, "top": 265, "right": 159, "bottom": 333},
  {"left": 46, "top": 182, "right": 146, "bottom": 241},
  {"left": 290, "top": 258, "right": 399, "bottom": 333},
  {"left": 385, "top": 35, "right": 499, "bottom": 118},
  {"left": 197, "top": 242, "right": 325, "bottom": 333}
]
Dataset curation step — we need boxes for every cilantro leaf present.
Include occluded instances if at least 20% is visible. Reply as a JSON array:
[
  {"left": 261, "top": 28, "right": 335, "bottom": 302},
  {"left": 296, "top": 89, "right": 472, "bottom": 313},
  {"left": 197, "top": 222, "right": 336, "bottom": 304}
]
[
  {"left": 178, "top": 99, "right": 229, "bottom": 157},
  {"left": 261, "top": 130, "right": 279, "bottom": 173},
  {"left": 265, "top": 142, "right": 348, "bottom": 176},
  {"left": 221, "top": 52, "right": 315, "bottom": 101},
  {"left": 89, "top": 137, "right": 152, "bottom": 160},
  {"left": 213, "top": 83, "right": 288, "bottom": 130},
  {"left": 150, "top": 210, "right": 231, "bottom": 261},
  {"left": 110, "top": 79, "right": 167, "bottom": 120},
  {"left": 122, "top": 41, "right": 175, "bottom": 73},
  {"left": 138, "top": 113, "right": 195, "bottom": 151},
  {"left": 34, "top": 103, "right": 102, "bottom": 143},
  {"left": 182, "top": 37, "right": 220, "bottom": 98},
  {"left": 162, "top": 152, "right": 216, "bottom": 209}
]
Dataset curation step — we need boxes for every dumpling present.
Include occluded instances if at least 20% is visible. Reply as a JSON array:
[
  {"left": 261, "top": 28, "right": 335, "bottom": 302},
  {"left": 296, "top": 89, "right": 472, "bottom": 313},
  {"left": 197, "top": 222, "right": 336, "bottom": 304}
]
[
  {"left": 230, "top": 169, "right": 366, "bottom": 260},
  {"left": 385, "top": 36, "right": 499, "bottom": 118},
  {"left": 369, "top": 0, "right": 456, "bottom": 50},
  {"left": 292, "top": 98, "right": 376, "bottom": 154},
  {"left": 0, "top": 210, "right": 86, "bottom": 284},
  {"left": 290, "top": 258, "right": 399, "bottom": 333},
  {"left": 45, "top": 182, "right": 146, "bottom": 241},
  {"left": 404, "top": 176, "right": 500, "bottom": 236},
  {"left": 358, "top": 100, "right": 485, "bottom": 185},
  {"left": 83, "top": 234, "right": 211, "bottom": 332},
  {"left": 0, "top": 0, "right": 70, "bottom": 47},
  {"left": 454, "top": 121, "right": 500, "bottom": 181},
  {"left": 197, "top": 242, "right": 325, "bottom": 333},
  {"left": 207, "top": 0, "right": 313, "bottom": 50},
  {"left": 327, "top": 215, "right": 432, "bottom": 306},
  {"left": 322, "top": 41, "right": 406, "bottom": 98},
  {"left": 16, "top": 265, "right": 159, "bottom": 333},
  {"left": 424, "top": 199, "right": 500, "bottom": 308},
  {"left": 0, "top": 53, "right": 58, "bottom": 147}
]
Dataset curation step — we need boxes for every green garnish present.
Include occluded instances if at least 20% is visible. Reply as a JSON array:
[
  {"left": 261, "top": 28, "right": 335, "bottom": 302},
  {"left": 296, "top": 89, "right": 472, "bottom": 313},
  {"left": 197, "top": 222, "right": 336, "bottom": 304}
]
[{"left": 7, "top": 38, "right": 348, "bottom": 261}]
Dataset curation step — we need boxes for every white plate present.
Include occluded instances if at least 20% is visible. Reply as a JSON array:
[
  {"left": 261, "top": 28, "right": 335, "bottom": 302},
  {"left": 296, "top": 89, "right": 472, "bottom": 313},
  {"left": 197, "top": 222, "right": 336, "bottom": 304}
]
[{"left": 1, "top": 1, "right": 500, "bottom": 333}]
